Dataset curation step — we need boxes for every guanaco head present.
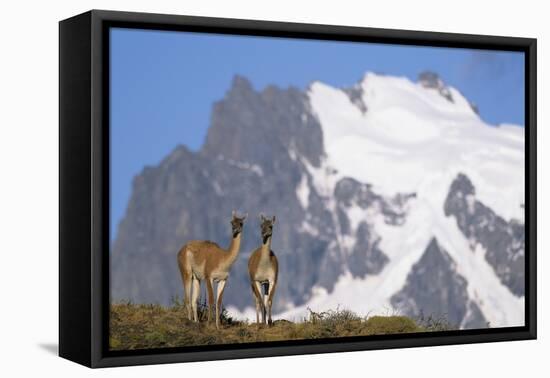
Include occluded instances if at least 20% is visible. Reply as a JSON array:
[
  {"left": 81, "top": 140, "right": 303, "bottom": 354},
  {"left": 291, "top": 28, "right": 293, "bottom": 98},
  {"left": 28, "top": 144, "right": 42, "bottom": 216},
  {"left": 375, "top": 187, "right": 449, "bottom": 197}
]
[
  {"left": 260, "top": 213, "right": 276, "bottom": 244},
  {"left": 231, "top": 210, "right": 247, "bottom": 238}
]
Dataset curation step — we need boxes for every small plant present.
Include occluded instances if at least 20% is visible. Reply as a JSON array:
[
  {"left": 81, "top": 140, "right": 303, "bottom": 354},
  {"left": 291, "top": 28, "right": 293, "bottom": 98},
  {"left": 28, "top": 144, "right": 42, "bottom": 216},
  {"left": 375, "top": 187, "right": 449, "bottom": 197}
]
[
  {"left": 190, "top": 297, "right": 235, "bottom": 324},
  {"left": 415, "top": 311, "right": 456, "bottom": 332}
]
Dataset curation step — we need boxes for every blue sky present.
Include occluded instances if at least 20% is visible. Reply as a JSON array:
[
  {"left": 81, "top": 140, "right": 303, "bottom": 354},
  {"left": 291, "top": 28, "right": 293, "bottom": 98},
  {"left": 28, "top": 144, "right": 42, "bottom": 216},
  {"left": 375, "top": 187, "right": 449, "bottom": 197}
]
[{"left": 110, "top": 27, "right": 525, "bottom": 240}]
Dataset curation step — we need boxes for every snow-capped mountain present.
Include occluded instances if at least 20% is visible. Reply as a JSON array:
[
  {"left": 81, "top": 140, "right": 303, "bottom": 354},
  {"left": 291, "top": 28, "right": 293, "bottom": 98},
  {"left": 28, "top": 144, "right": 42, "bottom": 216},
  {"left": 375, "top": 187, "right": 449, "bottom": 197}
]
[{"left": 111, "top": 72, "right": 525, "bottom": 329}]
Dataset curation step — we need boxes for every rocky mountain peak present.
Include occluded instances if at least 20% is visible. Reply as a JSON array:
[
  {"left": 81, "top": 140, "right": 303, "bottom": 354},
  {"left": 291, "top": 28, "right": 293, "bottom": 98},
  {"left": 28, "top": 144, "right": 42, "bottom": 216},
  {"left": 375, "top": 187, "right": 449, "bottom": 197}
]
[
  {"left": 201, "top": 75, "right": 325, "bottom": 170},
  {"left": 229, "top": 74, "right": 255, "bottom": 94},
  {"left": 391, "top": 237, "right": 487, "bottom": 329},
  {"left": 418, "top": 71, "right": 454, "bottom": 103},
  {"left": 447, "top": 172, "right": 476, "bottom": 198},
  {"left": 445, "top": 173, "right": 525, "bottom": 296}
]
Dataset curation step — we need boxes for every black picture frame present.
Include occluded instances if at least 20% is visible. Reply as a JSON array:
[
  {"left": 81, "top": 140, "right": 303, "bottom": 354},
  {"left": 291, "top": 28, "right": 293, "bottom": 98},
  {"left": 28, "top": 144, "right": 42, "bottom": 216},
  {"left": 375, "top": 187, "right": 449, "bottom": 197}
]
[{"left": 59, "top": 9, "right": 537, "bottom": 368}]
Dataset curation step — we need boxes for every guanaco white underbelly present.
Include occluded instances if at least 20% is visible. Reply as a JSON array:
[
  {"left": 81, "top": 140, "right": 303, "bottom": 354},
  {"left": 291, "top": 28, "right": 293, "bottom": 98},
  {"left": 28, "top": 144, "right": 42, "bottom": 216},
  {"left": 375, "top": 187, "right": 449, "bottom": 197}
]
[{"left": 253, "top": 260, "right": 275, "bottom": 283}]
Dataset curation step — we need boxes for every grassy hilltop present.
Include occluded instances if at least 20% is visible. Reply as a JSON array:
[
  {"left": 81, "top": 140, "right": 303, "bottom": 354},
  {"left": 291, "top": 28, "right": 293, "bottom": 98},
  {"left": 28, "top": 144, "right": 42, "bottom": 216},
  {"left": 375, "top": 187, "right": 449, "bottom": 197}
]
[{"left": 110, "top": 302, "right": 453, "bottom": 351}]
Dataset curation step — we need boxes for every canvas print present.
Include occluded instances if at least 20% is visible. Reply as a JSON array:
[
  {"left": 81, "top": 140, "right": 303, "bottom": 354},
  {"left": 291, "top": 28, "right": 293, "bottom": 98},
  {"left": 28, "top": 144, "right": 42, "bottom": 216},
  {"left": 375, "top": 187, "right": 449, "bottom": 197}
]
[{"left": 109, "top": 28, "right": 525, "bottom": 351}]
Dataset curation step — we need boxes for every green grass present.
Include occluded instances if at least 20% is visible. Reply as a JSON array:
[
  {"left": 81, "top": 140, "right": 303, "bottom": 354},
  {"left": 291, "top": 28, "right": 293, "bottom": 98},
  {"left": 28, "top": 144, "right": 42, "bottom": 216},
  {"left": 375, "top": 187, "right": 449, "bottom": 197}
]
[{"left": 109, "top": 302, "right": 452, "bottom": 351}]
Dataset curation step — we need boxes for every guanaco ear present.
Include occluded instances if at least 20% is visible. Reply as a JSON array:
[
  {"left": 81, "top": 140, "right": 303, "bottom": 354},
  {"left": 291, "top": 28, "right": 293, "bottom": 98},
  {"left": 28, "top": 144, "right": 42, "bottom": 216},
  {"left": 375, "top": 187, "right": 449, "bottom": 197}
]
[
  {"left": 260, "top": 213, "right": 266, "bottom": 222},
  {"left": 272, "top": 215, "right": 276, "bottom": 224}
]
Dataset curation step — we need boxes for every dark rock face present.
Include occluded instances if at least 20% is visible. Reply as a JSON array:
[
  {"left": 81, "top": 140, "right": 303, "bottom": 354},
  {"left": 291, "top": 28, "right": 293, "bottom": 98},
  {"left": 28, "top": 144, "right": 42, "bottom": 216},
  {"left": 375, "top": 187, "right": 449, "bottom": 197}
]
[
  {"left": 348, "top": 222, "right": 387, "bottom": 278},
  {"left": 333, "top": 178, "right": 415, "bottom": 227},
  {"left": 444, "top": 174, "right": 525, "bottom": 296},
  {"left": 469, "top": 102, "right": 480, "bottom": 115},
  {"left": 342, "top": 85, "right": 367, "bottom": 114},
  {"left": 418, "top": 71, "right": 454, "bottom": 103},
  {"left": 202, "top": 75, "right": 324, "bottom": 170},
  {"left": 331, "top": 177, "right": 415, "bottom": 279},
  {"left": 418, "top": 71, "right": 480, "bottom": 115},
  {"left": 391, "top": 238, "right": 488, "bottom": 329}
]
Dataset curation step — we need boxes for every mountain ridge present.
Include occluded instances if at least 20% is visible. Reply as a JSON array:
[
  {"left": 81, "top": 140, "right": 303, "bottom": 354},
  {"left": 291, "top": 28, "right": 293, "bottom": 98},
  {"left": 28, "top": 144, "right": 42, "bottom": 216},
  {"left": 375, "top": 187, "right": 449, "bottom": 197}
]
[{"left": 111, "top": 71, "right": 525, "bottom": 329}]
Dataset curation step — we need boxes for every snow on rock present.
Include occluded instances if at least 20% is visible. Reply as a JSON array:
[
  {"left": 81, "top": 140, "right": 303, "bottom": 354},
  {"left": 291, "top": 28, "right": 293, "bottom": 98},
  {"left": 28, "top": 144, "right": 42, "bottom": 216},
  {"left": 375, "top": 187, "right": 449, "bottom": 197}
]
[
  {"left": 276, "top": 72, "right": 525, "bottom": 326},
  {"left": 308, "top": 72, "right": 524, "bottom": 222},
  {"left": 277, "top": 197, "right": 436, "bottom": 321}
]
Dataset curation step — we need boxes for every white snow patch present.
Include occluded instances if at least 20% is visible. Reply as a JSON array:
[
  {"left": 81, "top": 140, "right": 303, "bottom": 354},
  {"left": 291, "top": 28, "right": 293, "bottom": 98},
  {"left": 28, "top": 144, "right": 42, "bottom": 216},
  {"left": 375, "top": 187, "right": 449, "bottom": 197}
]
[
  {"left": 212, "top": 181, "right": 223, "bottom": 195},
  {"left": 296, "top": 174, "right": 310, "bottom": 209},
  {"left": 346, "top": 205, "right": 369, "bottom": 233},
  {"left": 434, "top": 215, "right": 524, "bottom": 327},
  {"left": 226, "top": 306, "right": 257, "bottom": 321},
  {"left": 298, "top": 220, "right": 319, "bottom": 237},
  {"left": 217, "top": 155, "right": 264, "bottom": 176}
]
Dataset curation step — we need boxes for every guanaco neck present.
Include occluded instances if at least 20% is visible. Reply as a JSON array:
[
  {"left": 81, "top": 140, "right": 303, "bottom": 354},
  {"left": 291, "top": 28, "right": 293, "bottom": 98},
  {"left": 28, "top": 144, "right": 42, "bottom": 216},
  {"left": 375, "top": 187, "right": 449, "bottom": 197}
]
[
  {"left": 224, "top": 232, "right": 241, "bottom": 267},
  {"left": 260, "top": 236, "right": 272, "bottom": 260}
]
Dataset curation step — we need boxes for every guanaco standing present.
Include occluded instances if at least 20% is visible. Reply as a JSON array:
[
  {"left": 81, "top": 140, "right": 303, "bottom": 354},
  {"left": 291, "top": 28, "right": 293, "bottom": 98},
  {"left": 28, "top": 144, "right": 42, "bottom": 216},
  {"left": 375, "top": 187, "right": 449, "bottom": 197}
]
[
  {"left": 177, "top": 211, "right": 247, "bottom": 328},
  {"left": 248, "top": 214, "right": 279, "bottom": 325}
]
